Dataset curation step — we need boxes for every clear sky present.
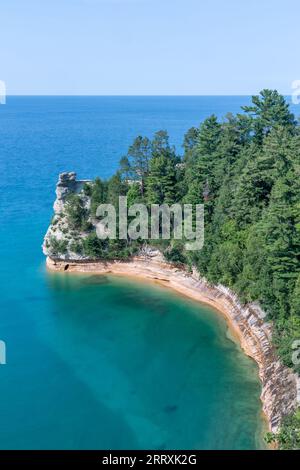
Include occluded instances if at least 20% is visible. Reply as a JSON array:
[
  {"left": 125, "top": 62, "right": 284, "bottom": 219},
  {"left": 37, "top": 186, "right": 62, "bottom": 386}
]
[{"left": 1, "top": 0, "right": 299, "bottom": 95}]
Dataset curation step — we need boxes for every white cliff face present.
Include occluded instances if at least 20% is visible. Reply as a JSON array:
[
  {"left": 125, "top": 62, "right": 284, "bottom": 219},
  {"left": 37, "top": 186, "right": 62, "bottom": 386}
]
[
  {"left": 43, "top": 172, "right": 92, "bottom": 260},
  {"left": 53, "top": 172, "right": 91, "bottom": 214},
  {"left": 212, "top": 283, "right": 299, "bottom": 432}
]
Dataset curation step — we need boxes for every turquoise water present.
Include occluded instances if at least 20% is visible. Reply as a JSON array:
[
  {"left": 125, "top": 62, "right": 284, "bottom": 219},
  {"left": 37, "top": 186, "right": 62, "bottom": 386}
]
[
  {"left": 0, "top": 271, "right": 265, "bottom": 449},
  {"left": 0, "top": 96, "right": 288, "bottom": 449}
]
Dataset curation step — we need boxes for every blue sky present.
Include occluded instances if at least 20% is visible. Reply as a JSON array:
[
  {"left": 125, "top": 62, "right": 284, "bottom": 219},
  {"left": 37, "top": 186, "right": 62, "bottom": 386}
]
[{"left": 1, "top": 0, "right": 299, "bottom": 95}]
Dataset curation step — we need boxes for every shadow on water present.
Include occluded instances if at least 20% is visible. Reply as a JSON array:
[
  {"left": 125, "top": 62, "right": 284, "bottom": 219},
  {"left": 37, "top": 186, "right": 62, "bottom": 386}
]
[
  {"left": 0, "top": 336, "right": 137, "bottom": 450},
  {"left": 80, "top": 275, "right": 110, "bottom": 286}
]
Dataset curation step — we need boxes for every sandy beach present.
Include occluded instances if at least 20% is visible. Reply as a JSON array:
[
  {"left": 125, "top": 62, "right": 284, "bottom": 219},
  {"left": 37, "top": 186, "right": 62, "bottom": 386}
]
[{"left": 46, "top": 254, "right": 300, "bottom": 434}]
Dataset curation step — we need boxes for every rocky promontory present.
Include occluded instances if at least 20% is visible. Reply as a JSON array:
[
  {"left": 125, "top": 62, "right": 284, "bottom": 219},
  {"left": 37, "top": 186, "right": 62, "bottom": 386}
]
[
  {"left": 43, "top": 172, "right": 93, "bottom": 260},
  {"left": 44, "top": 172, "right": 300, "bottom": 434}
]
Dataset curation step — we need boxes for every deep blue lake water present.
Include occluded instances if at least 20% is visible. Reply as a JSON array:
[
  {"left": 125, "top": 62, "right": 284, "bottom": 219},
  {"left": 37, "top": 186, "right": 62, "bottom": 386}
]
[{"left": 1, "top": 96, "right": 296, "bottom": 449}]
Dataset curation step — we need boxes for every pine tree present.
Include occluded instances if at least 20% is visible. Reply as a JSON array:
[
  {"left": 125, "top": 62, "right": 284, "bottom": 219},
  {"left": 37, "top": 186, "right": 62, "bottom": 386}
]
[
  {"left": 121, "top": 136, "right": 151, "bottom": 195},
  {"left": 146, "top": 155, "right": 177, "bottom": 205},
  {"left": 90, "top": 177, "right": 106, "bottom": 216},
  {"left": 242, "top": 89, "right": 296, "bottom": 143}
]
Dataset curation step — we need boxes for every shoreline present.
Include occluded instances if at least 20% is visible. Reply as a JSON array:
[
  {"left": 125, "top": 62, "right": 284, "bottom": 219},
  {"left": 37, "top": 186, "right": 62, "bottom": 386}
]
[{"left": 46, "top": 255, "right": 300, "bottom": 434}]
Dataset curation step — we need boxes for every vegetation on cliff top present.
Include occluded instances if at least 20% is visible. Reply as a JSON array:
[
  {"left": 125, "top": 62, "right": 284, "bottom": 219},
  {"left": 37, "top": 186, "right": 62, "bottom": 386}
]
[
  {"left": 266, "top": 408, "right": 300, "bottom": 449},
  {"left": 119, "top": 91, "right": 300, "bottom": 383},
  {"left": 48, "top": 90, "right": 300, "bottom": 448}
]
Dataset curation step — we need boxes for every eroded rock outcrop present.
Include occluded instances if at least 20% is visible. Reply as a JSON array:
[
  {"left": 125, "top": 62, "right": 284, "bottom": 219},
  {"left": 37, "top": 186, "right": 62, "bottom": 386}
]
[
  {"left": 43, "top": 172, "right": 92, "bottom": 260},
  {"left": 205, "top": 283, "right": 300, "bottom": 432},
  {"left": 54, "top": 171, "right": 91, "bottom": 213}
]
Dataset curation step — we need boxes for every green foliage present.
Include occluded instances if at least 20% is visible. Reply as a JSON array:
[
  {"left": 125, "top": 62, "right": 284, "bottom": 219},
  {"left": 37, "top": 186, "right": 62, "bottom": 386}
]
[
  {"left": 197, "top": 114, "right": 221, "bottom": 155},
  {"left": 181, "top": 92, "right": 300, "bottom": 377},
  {"left": 107, "top": 172, "right": 127, "bottom": 207},
  {"left": 151, "top": 130, "right": 172, "bottom": 158},
  {"left": 82, "top": 231, "right": 137, "bottom": 260},
  {"left": 164, "top": 241, "right": 186, "bottom": 265},
  {"left": 49, "top": 90, "right": 300, "bottom": 448},
  {"left": 242, "top": 89, "right": 296, "bottom": 144},
  {"left": 58, "top": 93, "right": 300, "bottom": 377},
  {"left": 83, "top": 182, "right": 92, "bottom": 197},
  {"left": 69, "top": 240, "right": 83, "bottom": 255},
  {"left": 183, "top": 127, "right": 199, "bottom": 157},
  {"left": 58, "top": 90, "right": 300, "bottom": 400},
  {"left": 265, "top": 408, "right": 300, "bottom": 450},
  {"left": 120, "top": 136, "right": 151, "bottom": 195},
  {"left": 90, "top": 177, "right": 106, "bottom": 216},
  {"left": 82, "top": 233, "right": 107, "bottom": 259},
  {"left": 146, "top": 154, "right": 177, "bottom": 205},
  {"left": 127, "top": 182, "right": 142, "bottom": 206},
  {"left": 64, "top": 193, "right": 88, "bottom": 230},
  {"left": 49, "top": 236, "right": 68, "bottom": 256},
  {"left": 272, "top": 316, "right": 300, "bottom": 373}
]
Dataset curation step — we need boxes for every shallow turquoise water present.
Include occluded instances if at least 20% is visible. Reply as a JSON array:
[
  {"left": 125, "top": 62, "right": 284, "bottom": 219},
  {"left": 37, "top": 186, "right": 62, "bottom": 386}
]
[
  {"left": 0, "top": 96, "right": 282, "bottom": 449},
  {"left": 0, "top": 271, "right": 264, "bottom": 449}
]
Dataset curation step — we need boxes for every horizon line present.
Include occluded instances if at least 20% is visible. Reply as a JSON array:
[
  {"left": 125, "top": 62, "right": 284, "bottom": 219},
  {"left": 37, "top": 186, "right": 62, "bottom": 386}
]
[{"left": 4, "top": 93, "right": 292, "bottom": 98}]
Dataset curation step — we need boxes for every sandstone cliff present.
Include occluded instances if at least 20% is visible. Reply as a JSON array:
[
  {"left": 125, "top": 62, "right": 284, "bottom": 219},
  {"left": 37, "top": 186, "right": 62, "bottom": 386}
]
[{"left": 43, "top": 172, "right": 92, "bottom": 260}]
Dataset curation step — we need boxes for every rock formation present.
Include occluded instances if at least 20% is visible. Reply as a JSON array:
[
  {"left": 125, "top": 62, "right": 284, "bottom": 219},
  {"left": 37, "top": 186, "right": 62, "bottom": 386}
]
[
  {"left": 44, "top": 173, "right": 300, "bottom": 433},
  {"left": 43, "top": 172, "right": 92, "bottom": 260}
]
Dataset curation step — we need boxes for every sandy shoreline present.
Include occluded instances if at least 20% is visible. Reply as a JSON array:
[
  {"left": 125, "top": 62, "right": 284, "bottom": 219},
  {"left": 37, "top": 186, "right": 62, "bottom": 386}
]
[
  {"left": 47, "top": 258, "right": 246, "bottom": 348},
  {"left": 45, "top": 255, "right": 268, "bottom": 361},
  {"left": 46, "top": 255, "right": 300, "bottom": 434}
]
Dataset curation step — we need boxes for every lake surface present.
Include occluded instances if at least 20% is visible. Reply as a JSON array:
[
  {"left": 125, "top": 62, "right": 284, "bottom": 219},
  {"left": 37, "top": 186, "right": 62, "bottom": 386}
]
[{"left": 1, "top": 95, "right": 291, "bottom": 449}]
